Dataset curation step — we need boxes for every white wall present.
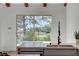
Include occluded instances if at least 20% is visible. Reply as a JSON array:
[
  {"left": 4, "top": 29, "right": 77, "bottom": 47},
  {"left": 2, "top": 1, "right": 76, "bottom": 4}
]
[
  {"left": 66, "top": 3, "right": 79, "bottom": 44},
  {"left": 0, "top": 3, "right": 66, "bottom": 51}
]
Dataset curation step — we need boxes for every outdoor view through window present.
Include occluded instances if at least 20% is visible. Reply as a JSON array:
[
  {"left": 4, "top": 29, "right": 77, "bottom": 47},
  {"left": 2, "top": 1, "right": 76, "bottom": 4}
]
[{"left": 16, "top": 15, "right": 52, "bottom": 46}]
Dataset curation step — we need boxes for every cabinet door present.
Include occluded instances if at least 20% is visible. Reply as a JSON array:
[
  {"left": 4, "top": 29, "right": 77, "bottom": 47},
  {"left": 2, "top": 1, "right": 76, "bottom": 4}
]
[
  {"left": 77, "top": 49, "right": 79, "bottom": 56},
  {"left": 44, "top": 49, "right": 77, "bottom": 56}
]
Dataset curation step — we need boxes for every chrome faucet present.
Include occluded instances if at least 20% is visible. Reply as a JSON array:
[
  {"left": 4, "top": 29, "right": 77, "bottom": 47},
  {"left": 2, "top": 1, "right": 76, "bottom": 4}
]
[{"left": 58, "top": 21, "right": 61, "bottom": 45}]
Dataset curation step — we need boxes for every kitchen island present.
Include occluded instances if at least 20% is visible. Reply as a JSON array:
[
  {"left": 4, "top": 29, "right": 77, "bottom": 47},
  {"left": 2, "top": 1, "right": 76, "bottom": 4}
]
[{"left": 17, "top": 45, "right": 78, "bottom": 56}]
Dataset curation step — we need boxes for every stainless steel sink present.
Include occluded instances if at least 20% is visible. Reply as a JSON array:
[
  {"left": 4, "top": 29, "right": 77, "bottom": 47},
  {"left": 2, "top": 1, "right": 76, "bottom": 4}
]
[{"left": 47, "top": 45, "right": 73, "bottom": 47}]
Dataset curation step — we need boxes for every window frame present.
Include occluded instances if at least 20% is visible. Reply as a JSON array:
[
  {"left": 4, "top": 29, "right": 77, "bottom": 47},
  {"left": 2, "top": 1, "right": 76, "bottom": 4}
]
[{"left": 16, "top": 14, "right": 52, "bottom": 43}]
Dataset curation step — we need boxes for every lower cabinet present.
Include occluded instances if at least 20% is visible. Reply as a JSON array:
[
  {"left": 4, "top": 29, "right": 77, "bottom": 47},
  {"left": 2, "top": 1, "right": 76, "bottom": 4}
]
[
  {"left": 17, "top": 47, "right": 44, "bottom": 56},
  {"left": 17, "top": 47, "right": 78, "bottom": 56},
  {"left": 77, "top": 49, "right": 79, "bottom": 56},
  {"left": 43, "top": 48, "right": 77, "bottom": 56}
]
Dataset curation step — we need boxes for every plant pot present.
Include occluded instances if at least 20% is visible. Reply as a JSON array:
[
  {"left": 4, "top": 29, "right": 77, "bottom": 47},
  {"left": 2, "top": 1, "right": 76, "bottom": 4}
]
[{"left": 0, "top": 52, "right": 10, "bottom": 56}]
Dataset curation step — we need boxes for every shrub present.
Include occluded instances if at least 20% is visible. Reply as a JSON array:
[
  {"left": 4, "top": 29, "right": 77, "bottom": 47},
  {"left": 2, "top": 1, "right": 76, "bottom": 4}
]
[{"left": 75, "top": 31, "right": 79, "bottom": 39}]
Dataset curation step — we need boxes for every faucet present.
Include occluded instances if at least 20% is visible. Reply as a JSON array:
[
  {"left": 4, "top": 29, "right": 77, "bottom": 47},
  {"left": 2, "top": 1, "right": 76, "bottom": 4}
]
[
  {"left": 58, "top": 21, "right": 61, "bottom": 45},
  {"left": 58, "top": 36, "right": 61, "bottom": 45}
]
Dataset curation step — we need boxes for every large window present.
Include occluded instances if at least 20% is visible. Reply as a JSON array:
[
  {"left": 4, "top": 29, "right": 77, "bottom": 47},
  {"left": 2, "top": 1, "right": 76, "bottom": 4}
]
[{"left": 16, "top": 15, "right": 52, "bottom": 43}]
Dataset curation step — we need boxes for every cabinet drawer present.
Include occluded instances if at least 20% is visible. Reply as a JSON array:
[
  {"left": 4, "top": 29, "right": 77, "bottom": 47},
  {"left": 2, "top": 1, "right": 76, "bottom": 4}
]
[{"left": 19, "top": 48, "right": 43, "bottom": 52}]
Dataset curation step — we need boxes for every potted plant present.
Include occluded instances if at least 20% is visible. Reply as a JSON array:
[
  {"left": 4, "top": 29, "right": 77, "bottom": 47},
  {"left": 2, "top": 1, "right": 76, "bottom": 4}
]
[
  {"left": 75, "top": 31, "right": 79, "bottom": 45},
  {"left": 0, "top": 52, "right": 10, "bottom": 56}
]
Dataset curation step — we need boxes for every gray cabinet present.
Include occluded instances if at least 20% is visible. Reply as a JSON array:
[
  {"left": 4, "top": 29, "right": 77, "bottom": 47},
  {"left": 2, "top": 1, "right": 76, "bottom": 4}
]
[
  {"left": 17, "top": 47, "right": 78, "bottom": 56},
  {"left": 43, "top": 48, "right": 77, "bottom": 56},
  {"left": 17, "top": 47, "right": 44, "bottom": 56},
  {"left": 77, "top": 49, "right": 79, "bottom": 56}
]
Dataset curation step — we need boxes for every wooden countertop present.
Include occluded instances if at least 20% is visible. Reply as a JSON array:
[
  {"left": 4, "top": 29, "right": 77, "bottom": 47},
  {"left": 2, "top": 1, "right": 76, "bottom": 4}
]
[{"left": 17, "top": 45, "right": 77, "bottom": 49}]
